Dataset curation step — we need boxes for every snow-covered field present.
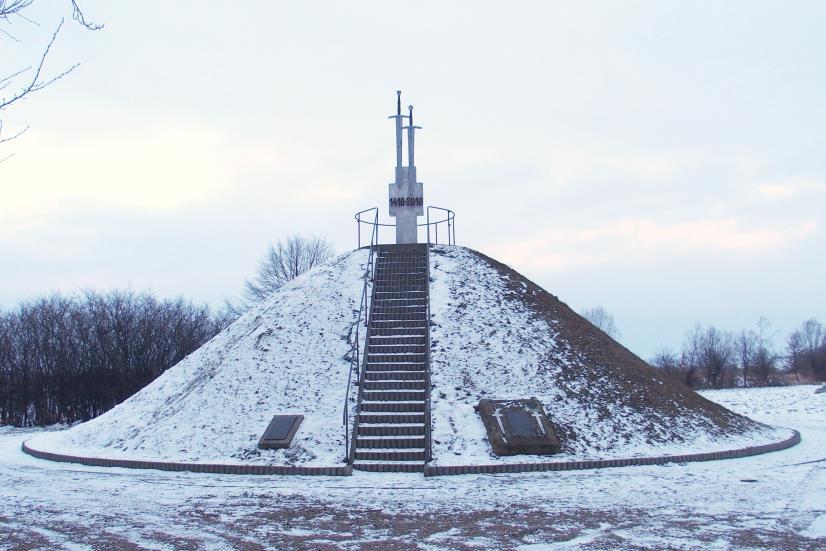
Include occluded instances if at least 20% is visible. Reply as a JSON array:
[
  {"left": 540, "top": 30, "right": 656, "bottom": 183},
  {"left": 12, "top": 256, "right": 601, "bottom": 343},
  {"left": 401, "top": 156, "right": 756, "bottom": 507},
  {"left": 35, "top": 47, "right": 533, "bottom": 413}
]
[{"left": 1, "top": 385, "right": 823, "bottom": 550}]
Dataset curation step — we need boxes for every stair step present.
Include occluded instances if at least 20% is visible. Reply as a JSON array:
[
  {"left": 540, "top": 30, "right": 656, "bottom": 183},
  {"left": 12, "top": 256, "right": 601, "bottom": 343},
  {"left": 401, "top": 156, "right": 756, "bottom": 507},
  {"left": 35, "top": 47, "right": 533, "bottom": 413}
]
[
  {"left": 371, "top": 313, "right": 427, "bottom": 322},
  {"left": 354, "top": 449, "right": 426, "bottom": 461},
  {"left": 363, "top": 380, "right": 426, "bottom": 390},
  {"left": 371, "top": 301, "right": 427, "bottom": 309},
  {"left": 374, "top": 291, "right": 427, "bottom": 298},
  {"left": 367, "top": 353, "right": 426, "bottom": 363},
  {"left": 352, "top": 461, "right": 425, "bottom": 473},
  {"left": 370, "top": 319, "right": 427, "bottom": 335},
  {"left": 360, "top": 401, "right": 425, "bottom": 412},
  {"left": 374, "top": 276, "right": 426, "bottom": 281},
  {"left": 367, "top": 347, "right": 427, "bottom": 356},
  {"left": 362, "top": 390, "right": 425, "bottom": 401},
  {"left": 368, "top": 341, "right": 427, "bottom": 346},
  {"left": 376, "top": 272, "right": 427, "bottom": 278},
  {"left": 368, "top": 336, "right": 426, "bottom": 345},
  {"left": 369, "top": 328, "right": 427, "bottom": 335},
  {"left": 371, "top": 306, "right": 427, "bottom": 314},
  {"left": 374, "top": 285, "right": 428, "bottom": 292},
  {"left": 356, "top": 437, "right": 425, "bottom": 448},
  {"left": 364, "top": 371, "right": 426, "bottom": 381},
  {"left": 365, "top": 363, "right": 426, "bottom": 371},
  {"left": 376, "top": 266, "right": 427, "bottom": 275},
  {"left": 359, "top": 413, "right": 424, "bottom": 424},
  {"left": 358, "top": 424, "right": 425, "bottom": 436}
]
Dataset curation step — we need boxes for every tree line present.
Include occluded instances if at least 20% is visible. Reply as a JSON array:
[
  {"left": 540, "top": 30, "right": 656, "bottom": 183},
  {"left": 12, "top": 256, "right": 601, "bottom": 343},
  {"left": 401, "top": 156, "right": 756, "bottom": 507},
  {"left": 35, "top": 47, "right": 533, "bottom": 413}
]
[
  {"left": 650, "top": 318, "right": 826, "bottom": 389},
  {"left": 0, "top": 235, "right": 334, "bottom": 427},
  {"left": 0, "top": 290, "right": 228, "bottom": 427}
]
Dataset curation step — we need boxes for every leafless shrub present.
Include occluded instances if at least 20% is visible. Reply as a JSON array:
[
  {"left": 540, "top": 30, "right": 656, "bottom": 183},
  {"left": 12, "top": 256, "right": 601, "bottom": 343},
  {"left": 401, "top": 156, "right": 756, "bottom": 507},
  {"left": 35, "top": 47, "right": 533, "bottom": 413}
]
[
  {"left": 581, "top": 305, "right": 621, "bottom": 340},
  {"left": 227, "top": 235, "right": 335, "bottom": 316}
]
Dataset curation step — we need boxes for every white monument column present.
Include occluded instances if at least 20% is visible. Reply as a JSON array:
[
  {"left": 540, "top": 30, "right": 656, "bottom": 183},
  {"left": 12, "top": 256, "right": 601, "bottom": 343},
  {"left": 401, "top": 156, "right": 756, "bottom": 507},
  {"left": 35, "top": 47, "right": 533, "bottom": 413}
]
[{"left": 388, "top": 91, "right": 424, "bottom": 244}]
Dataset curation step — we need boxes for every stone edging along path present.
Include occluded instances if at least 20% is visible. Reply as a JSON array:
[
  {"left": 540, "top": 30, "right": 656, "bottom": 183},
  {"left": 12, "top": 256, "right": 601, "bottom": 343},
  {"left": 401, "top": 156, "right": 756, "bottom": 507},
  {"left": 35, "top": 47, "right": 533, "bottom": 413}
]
[
  {"left": 423, "top": 429, "right": 801, "bottom": 477},
  {"left": 20, "top": 441, "right": 352, "bottom": 476},
  {"left": 22, "top": 429, "right": 800, "bottom": 477}
]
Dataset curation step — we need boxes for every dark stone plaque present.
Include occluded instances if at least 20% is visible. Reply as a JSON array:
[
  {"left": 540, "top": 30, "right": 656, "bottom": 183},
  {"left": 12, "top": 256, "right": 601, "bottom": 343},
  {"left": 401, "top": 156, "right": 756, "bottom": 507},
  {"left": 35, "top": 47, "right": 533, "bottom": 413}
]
[
  {"left": 476, "top": 398, "right": 561, "bottom": 456},
  {"left": 505, "top": 410, "right": 537, "bottom": 437},
  {"left": 258, "top": 415, "right": 303, "bottom": 449}
]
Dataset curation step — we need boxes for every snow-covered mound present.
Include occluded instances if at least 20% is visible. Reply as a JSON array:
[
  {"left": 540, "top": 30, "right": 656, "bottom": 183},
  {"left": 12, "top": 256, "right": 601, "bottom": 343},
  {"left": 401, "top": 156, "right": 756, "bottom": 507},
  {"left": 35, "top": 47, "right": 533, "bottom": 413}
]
[
  {"left": 28, "top": 244, "right": 790, "bottom": 470},
  {"left": 28, "top": 250, "right": 368, "bottom": 466},
  {"left": 428, "top": 246, "right": 789, "bottom": 466}
]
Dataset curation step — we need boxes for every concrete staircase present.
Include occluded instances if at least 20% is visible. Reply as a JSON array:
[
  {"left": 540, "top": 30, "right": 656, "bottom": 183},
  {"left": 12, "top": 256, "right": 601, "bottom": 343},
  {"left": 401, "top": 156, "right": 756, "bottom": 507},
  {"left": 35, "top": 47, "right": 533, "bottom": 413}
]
[{"left": 352, "top": 244, "right": 431, "bottom": 472}]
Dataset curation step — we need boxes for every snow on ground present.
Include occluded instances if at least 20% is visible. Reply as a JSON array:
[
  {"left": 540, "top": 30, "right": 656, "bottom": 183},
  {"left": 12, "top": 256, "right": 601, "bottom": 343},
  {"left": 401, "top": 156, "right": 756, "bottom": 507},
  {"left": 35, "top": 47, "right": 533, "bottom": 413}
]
[
  {"left": 25, "top": 250, "right": 369, "bottom": 467},
  {"left": 1, "top": 385, "right": 823, "bottom": 549},
  {"left": 428, "top": 245, "right": 788, "bottom": 466}
]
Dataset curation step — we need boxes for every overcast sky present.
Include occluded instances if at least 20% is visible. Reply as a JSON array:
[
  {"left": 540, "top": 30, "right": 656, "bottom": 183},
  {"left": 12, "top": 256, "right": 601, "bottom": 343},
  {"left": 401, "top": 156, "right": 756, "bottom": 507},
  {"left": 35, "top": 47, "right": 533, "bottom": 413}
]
[{"left": 1, "top": 1, "right": 824, "bottom": 359}]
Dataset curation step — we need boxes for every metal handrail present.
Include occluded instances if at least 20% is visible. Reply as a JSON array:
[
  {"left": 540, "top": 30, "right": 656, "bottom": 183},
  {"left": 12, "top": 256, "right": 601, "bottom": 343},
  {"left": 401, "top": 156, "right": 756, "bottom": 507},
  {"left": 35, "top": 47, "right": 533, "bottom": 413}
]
[
  {"left": 426, "top": 206, "right": 456, "bottom": 246},
  {"left": 343, "top": 207, "right": 379, "bottom": 462},
  {"left": 355, "top": 206, "right": 457, "bottom": 248},
  {"left": 355, "top": 208, "right": 395, "bottom": 249},
  {"left": 424, "top": 244, "right": 433, "bottom": 463}
]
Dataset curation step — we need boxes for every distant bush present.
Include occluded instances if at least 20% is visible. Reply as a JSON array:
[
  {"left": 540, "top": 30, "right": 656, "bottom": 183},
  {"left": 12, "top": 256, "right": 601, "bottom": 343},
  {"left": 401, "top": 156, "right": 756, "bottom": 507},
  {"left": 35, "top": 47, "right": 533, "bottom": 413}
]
[
  {"left": 0, "top": 290, "right": 229, "bottom": 427},
  {"left": 651, "top": 317, "right": 825, "bottom": 390}
]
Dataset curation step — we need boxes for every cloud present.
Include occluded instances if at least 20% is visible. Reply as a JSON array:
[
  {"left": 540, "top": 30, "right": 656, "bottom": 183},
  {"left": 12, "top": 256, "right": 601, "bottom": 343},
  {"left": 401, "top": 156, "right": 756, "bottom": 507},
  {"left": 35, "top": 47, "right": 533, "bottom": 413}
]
[
  {"left": 490, "top": 217, "right": 818, "bottom": 272},
  {"left": 0, "top": 121, "right": 233, "bottom": 224},
  {"left": 758, "top": 176, "right": 824, "bottom": 199},
  {"left": 543, "top": 144, "right": 700, "bottom": 185}
]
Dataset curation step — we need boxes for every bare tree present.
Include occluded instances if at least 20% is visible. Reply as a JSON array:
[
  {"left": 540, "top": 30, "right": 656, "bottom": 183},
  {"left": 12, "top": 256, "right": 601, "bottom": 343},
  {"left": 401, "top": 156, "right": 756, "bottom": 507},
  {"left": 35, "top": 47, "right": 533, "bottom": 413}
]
[
  {"left": 786, "top": 330, "right": 804, "bottom": 383},
  {"left": 736, "top": 329, "right": 756, "bottom": 387},
  {"left": 0, "top": 1, "right": 100, "bottom": 158},
  {"left": 700, "top": 326, "right": 735, "bottom": 388},
  {"left": 677, "top": 324, "right": 736, "bottom": 389},
  {"left": 650, "top": 348, "right": 683, "bottom": 382},
  {"left": 681, "top": 324, "right": 704, "bottom": 389},
  {"left": 751, "top": 317, "right": 778, "bottom": 386},
  {"left": 227, "top": 235, "right": 335, "bottom": 315},
  {"left": 798, "top": 318, "right": 825, "bottom": 382},
  {"left": 581, "top": 305, "right": 621, "bottom": 340}
]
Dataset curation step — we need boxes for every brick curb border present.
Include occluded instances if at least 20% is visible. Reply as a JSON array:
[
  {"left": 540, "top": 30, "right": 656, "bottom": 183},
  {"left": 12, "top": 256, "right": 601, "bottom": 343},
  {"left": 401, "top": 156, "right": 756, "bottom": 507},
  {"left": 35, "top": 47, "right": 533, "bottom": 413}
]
[
  {"left": 21, "top": 441, "right": 352, "bottom": 476},
  {"left": 22, "top": 428, "right": 799, "bottom": 477},
  {"left": 422, "top": 429, "right": 801, "bottom": 477}
]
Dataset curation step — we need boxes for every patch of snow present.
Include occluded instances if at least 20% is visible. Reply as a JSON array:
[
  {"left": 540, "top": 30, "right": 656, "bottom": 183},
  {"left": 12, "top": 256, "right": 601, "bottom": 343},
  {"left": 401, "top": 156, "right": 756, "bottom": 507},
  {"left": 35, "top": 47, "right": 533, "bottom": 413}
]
[{"left": 805, "top": 514, "right": 826, "bottom": 538}]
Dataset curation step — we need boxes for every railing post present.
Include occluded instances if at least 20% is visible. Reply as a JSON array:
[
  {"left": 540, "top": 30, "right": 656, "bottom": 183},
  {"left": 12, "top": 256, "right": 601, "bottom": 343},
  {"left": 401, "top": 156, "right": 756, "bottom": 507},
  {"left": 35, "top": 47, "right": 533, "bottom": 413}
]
[{"left": 426, "top": 207, "right": 431, "bottom": 246}]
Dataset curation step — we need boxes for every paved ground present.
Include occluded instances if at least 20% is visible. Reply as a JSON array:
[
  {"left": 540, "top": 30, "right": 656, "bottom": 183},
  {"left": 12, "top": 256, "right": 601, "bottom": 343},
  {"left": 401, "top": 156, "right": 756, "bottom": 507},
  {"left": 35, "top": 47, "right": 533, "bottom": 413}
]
[{"left": 1, "top": 385, "right": 824, "bottom": 550}]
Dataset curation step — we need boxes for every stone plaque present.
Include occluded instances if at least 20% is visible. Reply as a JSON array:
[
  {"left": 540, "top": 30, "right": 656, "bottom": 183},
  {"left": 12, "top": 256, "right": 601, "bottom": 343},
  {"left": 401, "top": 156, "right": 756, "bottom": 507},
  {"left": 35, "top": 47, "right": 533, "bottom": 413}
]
[
  {"left": 258, "top": 415, "right": 303, "bottom": 449},
  {"left": 477, "top": 398, "right": 561, "bottom": 456},
  {"left": 505, "top": 410, "right": 536, "bottom": 437}
]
